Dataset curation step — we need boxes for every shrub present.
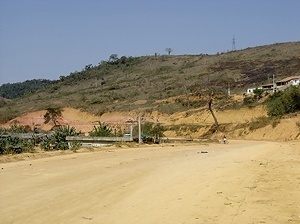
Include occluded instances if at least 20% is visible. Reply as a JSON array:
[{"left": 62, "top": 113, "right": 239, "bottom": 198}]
[
  {"left": 248, "top": 116, "right": 271, "bottom": 131},
  {"left": 243, "top": 96, "right": 254, "bottom": 105},
  {"left": 133, "top": 122, "right": 165, "bottom": 139},
  {"left": 89, "top": 122, "right": 113, "bottom": 137},
  {"left": 266, "top": 86, "right": 300, "bottom": 117},
  {"left": 0, "top": 136, "right": 35, "bottom": 155},
  {"left": 253, "top": 88, "right": 264, "bottom": 99},
  {"left": 40, "top": 126, "right": 80, "bottom": 151},
  {"left": 9, "top": 124, "right": 31, "bottom": 133}
]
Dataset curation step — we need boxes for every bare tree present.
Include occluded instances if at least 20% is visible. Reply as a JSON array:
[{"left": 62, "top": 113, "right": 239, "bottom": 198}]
[
  {"left": 208, "top": 91, "right": 219, "bottom": 132},
  {"left": 165, "top": 48, "right": 173, "bottom": 55}
]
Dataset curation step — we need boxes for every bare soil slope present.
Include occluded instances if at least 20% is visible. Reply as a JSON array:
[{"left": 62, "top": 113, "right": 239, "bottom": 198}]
[
  {"left": 3, "top": 105, "right": 300, "bottom": 141},
  {"left": 1, "top": 141, "right": 299, "bottom": 224}
]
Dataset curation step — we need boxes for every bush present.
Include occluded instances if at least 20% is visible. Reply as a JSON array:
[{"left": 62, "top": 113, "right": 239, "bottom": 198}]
[
  {"left": 89, "top": 122, "right": 113, "bottom": 137},
  {"left": 248, "top": 116, "right": 271, "bottom": 131},
  {"left": 253, "top": 88, "right": 264, "bottom": 99},
  {"left": 0, "top": 136, "right": 35, "bottom": 155},
  {"left": 266, "top": 86, "right": 300, "bottom": 117},
  {"left": 40, "top": 126, "right": 80, "bottom": 151}
]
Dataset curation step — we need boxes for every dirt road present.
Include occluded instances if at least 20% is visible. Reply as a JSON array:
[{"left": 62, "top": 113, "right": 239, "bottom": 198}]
[{"left": 1, "top": 141, "right": 299, "bottom": 224}]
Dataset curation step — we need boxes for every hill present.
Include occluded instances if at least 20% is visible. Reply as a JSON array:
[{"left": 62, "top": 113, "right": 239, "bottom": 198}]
[{"left": 0, "top": 41, "right": 300, "bottom": 140}]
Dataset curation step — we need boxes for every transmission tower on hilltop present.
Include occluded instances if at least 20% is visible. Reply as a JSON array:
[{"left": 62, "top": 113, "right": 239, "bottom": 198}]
[{"left": 232, "top": 36, "right": 236, "bottom": 51}]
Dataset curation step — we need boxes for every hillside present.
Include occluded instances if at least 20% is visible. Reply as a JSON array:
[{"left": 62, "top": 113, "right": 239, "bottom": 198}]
[
  {"left": 1, "top": 42, "right": 300, "bottom": 119},
  {"left": 0, "top": 41, "right": 300, "bottom": 140}
]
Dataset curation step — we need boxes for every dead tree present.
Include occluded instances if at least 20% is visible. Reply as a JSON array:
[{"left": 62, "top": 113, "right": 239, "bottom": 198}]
[
  {"left": 165, "top": 48, "right": 173, "bottom": 55},
  {"left": 208, "top": 91, "right": 219, "bottom": 132}
]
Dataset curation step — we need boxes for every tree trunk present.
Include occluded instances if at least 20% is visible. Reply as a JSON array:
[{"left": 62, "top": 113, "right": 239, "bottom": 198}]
[{"left": 208, "top": 94, "right": 219, "bottom": 131}]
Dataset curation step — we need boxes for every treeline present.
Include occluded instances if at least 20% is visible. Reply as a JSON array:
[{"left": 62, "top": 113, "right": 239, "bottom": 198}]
[{"left": 0, "top": 79, "right": 53, "bottom": 99}]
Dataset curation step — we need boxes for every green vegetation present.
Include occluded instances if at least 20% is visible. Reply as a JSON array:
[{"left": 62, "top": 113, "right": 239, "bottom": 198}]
[
  {"left": 0, "top": 136, "right": 35, "bottom": 155},
  {"left": 89, "top": 122, "right": 113, "bottom": 137},
  {"left": 40, "top": 126, "right": 80, "bottom": 151},
  {"left": 44, "top": 107, "right": 64, "bottom": 127},
  {"left": 165, "top": 124, "right": 204, "bottom": 136},
  {"left": 266, "top": 86, "right": 300, "bottom": 117},
  {"left": 0, "top": 79, "right": 52, "bottom": 99},
  {"left": 140, "top": 122, "right": 165, "bottom": 138},
  {"left": 235, "top": 116, "right": 281, "bottom": 132},
  {"left": 0, "top": 125, "right": 35, "bottom": 154},
  {"left": 0, "top": 42, "right": 300, "bottom": 139},
  {"left": 243, "top": 88, "right": 265, "bottom": 105},
  {"left": 248, "top": 116, "right": 280, "bottom": 131}
]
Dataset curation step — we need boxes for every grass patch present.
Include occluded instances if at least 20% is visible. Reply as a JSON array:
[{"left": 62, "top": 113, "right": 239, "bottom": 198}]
[
  {"left": 165, "top": 124, "right": 205, "bottom": 136},
  {"left": 248, "top": 116, "right": 280, "bottom": 131}
]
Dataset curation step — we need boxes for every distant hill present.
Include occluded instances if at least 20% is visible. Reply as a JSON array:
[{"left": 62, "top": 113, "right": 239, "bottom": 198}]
[
  {"left": 0, "top": 41, "right": 300, "bottom": 123},
  {"left": 0, "top": 79, "right": 53, "bottom": 99}
]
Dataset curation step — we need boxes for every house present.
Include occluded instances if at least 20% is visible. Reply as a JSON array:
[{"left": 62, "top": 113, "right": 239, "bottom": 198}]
[
  {"left": 276, "top": 76, "right": 300, "bottom": 90},
  {"left": 246, "top": 87, "right": 262, "bottom": 95},
  {"left": 245, "top": 75, "right": 299, "bottom": 96},
  {"left": 261, "top": 83, "right": 275, "bottom": 93}
]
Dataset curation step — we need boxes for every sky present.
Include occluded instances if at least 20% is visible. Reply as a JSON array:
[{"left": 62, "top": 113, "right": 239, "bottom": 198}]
[{"left": 0, "top": 0, "right": 300, "bottom": 85}]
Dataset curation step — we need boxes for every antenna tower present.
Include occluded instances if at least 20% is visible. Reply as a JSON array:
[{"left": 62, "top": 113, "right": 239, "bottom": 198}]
[{"left": 232, "top": 36, "right": 236, "bottom": 51}]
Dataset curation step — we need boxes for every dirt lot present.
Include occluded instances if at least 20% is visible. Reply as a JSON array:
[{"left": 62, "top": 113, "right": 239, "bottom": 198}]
[{"left": 1, "top": 140, "right": 299, "bottom": 224}]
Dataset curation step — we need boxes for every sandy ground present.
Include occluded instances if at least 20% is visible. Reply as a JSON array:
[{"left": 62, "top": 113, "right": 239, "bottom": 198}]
[{"left": 1, "top": 141, "right": 299, "bottom": 224}]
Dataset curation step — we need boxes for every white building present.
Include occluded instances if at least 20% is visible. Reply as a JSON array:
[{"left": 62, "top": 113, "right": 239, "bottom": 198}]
[
  {"left": 246, "top": 87, "right": 262, "bottom": 95},
  {"left": 276, "top": 76, "right": 300, "bottom": 87}
]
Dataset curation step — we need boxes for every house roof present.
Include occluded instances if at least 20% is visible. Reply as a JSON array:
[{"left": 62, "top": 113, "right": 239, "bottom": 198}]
[
  {"left": 277, "top": 76, "right": 300, "bottom": 83},
  {"left": 262, "top": 83, "right": 274, "bottom": 87}
]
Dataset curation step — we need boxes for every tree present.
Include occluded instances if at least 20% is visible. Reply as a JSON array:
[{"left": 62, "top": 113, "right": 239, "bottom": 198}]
[
  {"left": 165, "top": 48, "right": 173, "bottom": 55},
  {"left": 253, "top": 88, "right": 264, "bottom": 100},
  {"left": 266, "top": 86, "right": 300, "bottom": 117},
  {"left": 44, "top": 108, "right": 63, "bottom": 127},
  {"left": 109, "top": 54, "right": 118, "bottom": 63},
  {"left": 208, "top": 91, "right": 219, "bottom": 132},
  {"left": 85, "top": 64, "right": 92, "bottom": 70}
]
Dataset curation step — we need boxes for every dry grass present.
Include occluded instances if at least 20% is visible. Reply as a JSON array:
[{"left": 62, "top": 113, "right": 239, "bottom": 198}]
[{"left": 1, "top": 42, "right": 300, "bottom": 122}]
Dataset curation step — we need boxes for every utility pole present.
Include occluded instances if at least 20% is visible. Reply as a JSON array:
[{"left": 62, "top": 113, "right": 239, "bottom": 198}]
[
  {"left": 273, "top": 74, "right": 276, "bottom": 93},
  {"left": 138, "top": 116, "right": 142, "bottom": 144},
  {"left": 130, "top": 123, "right": 133, "bottom": 137}
]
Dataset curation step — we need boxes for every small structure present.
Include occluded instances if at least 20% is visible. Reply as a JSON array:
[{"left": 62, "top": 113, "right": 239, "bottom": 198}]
[
  {"left": 246, "top": 88, "right": 256, "bottom": 95},
  {"left": 245, "top": 75, "right": 299, "bottom": 96},
  {"left": 246, "top": 87, "right": 262, "bottom": 95},
  {"left": 261, "top": 83, "right": 275, "bottom": 93}
]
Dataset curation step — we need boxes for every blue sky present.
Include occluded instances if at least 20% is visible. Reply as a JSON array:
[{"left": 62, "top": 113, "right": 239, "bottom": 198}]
[{"left": 0, "top": 0, "right": 299, "bottom": 85}]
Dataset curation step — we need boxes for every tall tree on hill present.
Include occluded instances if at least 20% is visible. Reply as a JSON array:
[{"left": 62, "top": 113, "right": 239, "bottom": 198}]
[
  {"left": 165, "top": 48, "right": 173, "bottom": 55},
  {"left": 44, "top": 108, "right": 63, "bottom": 127},
  {"left": 109, "top": 54, "right": 118, "bottom": 63}
]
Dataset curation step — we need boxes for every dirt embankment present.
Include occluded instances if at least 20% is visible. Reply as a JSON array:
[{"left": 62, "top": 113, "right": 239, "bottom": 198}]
[{"left": 2, "top": 106, "right": 299, "bottom": 141}]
